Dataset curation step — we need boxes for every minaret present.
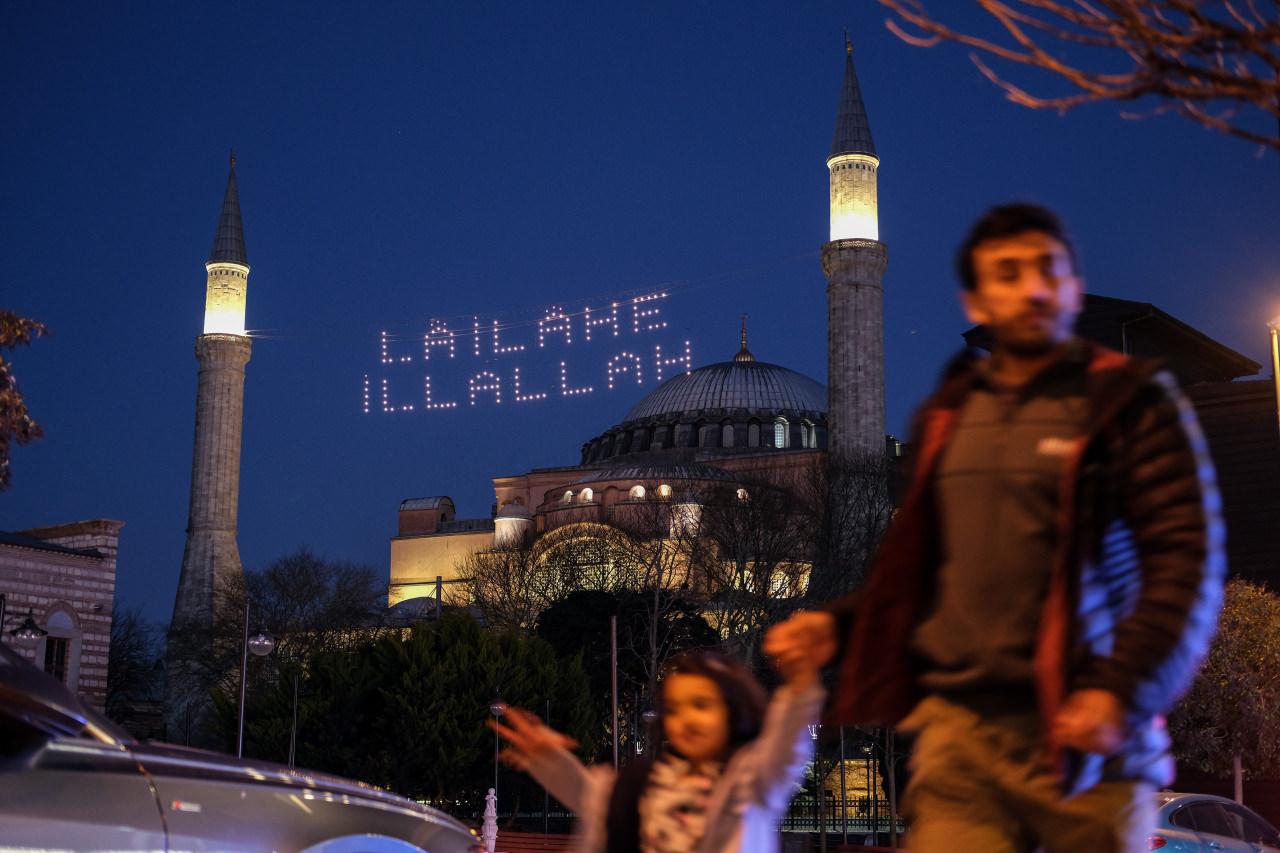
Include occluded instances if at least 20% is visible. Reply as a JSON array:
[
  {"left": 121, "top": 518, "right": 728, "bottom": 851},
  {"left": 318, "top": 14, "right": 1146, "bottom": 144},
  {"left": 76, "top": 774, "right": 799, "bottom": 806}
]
[
  {"left": 167, "top": 153, "right": 252, "bottom": 739},
  {"left": 823, "top": 36, "right": 887, "bottom": 459}
]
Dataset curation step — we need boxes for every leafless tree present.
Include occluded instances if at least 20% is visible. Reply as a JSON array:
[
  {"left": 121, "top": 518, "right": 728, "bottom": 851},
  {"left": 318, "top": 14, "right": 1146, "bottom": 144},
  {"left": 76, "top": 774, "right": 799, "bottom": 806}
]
[
  {"left": 0, "top": 311, "right": 46, "bottom": 491},
  {"left": 799, "top": 450, "right": 897, "bottom": 604},
  {"left": 455, "top": 522, "right": 638, "bottom": 632},
  {"left": 693, "top": 473, "right": 811, "bottom": 665},
  {"left": 245, "top": 547, "right": 390, "bottom": 666},
  {"left": 107, "top": 607, "right": 164, "bottom": 729},
  {"left": 879, "top": 0, "right": 1280, "bottom": 150}
]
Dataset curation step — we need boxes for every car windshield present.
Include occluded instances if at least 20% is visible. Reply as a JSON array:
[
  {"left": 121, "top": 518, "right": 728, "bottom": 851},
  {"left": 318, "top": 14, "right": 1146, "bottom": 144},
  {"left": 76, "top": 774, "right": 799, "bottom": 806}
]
[{"left": 0, "top": 644, "right": 133, "bottom": 745}]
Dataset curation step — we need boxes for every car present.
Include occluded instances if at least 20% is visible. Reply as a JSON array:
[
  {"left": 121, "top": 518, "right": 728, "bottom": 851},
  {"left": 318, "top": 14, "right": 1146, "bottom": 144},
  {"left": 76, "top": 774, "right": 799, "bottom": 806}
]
[
  {"left": 0, "top": 643, "right": 481, "bottom": 852},
  {"left": 1151, "top": 791, "right": 1280, "bottom": 851}
]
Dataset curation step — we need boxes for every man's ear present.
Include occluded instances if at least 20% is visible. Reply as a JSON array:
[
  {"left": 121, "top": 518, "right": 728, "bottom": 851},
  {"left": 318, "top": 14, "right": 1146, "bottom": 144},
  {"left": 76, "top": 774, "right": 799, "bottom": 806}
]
[
  {"left": 1067, "top": 276, "right": 1085, "bottom": 313},
  {"left": 960, "top": 289, "right": 987, "bottom": 326}
]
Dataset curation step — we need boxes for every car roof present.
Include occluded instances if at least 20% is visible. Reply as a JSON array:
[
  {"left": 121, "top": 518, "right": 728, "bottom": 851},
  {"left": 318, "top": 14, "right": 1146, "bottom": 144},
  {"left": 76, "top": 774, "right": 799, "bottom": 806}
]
[{"left": 1160, "top": 791, "right": 1258, "bottom": 809}]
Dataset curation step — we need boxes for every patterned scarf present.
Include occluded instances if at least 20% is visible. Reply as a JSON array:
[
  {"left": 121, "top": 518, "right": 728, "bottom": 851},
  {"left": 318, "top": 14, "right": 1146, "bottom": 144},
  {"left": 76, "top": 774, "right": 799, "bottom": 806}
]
[{"left": 637, "top": 753, "right": 723, "bottom": 853}]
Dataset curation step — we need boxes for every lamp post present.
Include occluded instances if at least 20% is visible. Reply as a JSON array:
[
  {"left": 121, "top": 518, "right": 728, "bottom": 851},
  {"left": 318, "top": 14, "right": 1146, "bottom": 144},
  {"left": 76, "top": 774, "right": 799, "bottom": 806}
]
[
  {"left": 288, "top": 672, "right": 300, "bottom": 768},
  {"left": 236, "top": 599, "right": 275, "bottom": 758},
  {"left": 489, "top": 698, "right": 507, "bottom": 794},
  {"left": 809, "top": 723, "right": 824, "bottom": 847},
  {"left": 1269, "top": 317, "right": 1280, "bottom": 438}
]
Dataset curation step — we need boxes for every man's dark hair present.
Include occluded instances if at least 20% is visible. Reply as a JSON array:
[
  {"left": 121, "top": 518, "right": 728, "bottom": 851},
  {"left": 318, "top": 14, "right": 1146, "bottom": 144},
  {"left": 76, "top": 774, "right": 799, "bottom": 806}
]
[{"left": 955, "top": 203, "right": 1078, "bottom": 291}]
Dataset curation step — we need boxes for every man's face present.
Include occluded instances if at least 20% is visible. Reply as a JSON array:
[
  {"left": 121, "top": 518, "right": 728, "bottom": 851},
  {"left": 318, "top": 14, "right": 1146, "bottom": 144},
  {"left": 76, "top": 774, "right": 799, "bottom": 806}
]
[{"left": 962, "top": 230, "right": 1083, "bottom": 356}]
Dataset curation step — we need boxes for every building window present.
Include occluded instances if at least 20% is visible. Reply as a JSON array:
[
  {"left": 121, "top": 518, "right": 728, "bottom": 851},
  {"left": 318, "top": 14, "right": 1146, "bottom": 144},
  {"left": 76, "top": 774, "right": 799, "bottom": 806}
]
[
  {"left": 774, "top": 418, "right": 789, "bottom": 449},
  {"left": 801, "top": 420, "right": 815, "bottom": 449},
  {"left": 579, "top": 488, "right": 594, "bottom": 503},
  {"left": 736, "top": 488, "right": 749, "bottom": 502},
  {"left": 563, "top": 490, "right": 574, "bottom": 504},
  {"left": 44, "top": 637, "right": 69, "bottom": 684},
  {"left": 657, "top": 484, "right": 673, "bottom": 499},
  {"left": 722, "top": 423, "right": 734, "bottom": 448},
  {"left": 748, "top": 422, "right": 760, "bottom": 447},
  {"left": 630, "top": 485, "right": 646, "bottom": 500}
]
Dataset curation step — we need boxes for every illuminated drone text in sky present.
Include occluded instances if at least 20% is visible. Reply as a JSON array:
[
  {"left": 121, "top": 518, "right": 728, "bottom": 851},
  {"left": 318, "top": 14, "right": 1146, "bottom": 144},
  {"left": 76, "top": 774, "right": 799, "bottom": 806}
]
[{"left": 363, "top": 291, "right": 693, "bottom": 414}]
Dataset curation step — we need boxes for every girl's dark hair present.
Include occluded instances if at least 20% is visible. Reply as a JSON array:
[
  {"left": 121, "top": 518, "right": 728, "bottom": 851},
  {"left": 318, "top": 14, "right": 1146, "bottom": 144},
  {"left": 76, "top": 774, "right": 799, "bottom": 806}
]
[{"left": 604, "top": 649, "right": 767, "bottom": 851}]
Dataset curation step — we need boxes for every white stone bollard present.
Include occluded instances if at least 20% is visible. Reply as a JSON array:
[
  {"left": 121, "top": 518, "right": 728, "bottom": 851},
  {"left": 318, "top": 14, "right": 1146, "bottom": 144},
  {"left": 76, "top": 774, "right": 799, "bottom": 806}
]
[{"left": 482, "top": 787, "right": 498, "bottom": 853}]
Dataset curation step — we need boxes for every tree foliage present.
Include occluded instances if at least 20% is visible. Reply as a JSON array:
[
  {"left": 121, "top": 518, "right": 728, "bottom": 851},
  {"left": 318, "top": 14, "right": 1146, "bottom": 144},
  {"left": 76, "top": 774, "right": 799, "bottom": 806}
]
[
  {"left": 1170, "top": 579, "right": 1280, "bottom": 778},
  {"left": 879, "top": 0, "right": 1280, "bottom": 150},
  {"left": 223, "top": 613, "right": 597, "bottom": 815},
  {"left": 0, "top": 311, "right": 46, "bottom": 491},
  {"left": 166, "top": 547, "right": 391, "bottom": 746}
]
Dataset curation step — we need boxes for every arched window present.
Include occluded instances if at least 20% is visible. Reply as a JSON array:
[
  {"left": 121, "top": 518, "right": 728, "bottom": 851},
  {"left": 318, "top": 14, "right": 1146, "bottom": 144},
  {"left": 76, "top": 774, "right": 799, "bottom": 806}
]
[
  {"left": 801, "top": 420, "right": 815, "bottom": 449},
  {"left": 736, "top": 488, "right": 749, "bottom": 502},
  {"left": 748, "top": 422, "right": 760, "bottom": 447},
  {"left": 579, "top": 488, "right": 594, "bottom": 503},
  {"left": 563, "top": 490, "right": 574, "bottom": 504},
  {"left": 657, "top": 484, "right": 673, "bottom": 499},
  {"left": 629, "top": 485, "right": 646, "bottom": 500},
  {"left": 40, "top": 606, "right": 81, "bottom": 688},
  {"left": 722, "top": 423, "right": 735, "bottom": 448},
  {"left": 774, "top": 418, "right": 789, "bottom": 449}
]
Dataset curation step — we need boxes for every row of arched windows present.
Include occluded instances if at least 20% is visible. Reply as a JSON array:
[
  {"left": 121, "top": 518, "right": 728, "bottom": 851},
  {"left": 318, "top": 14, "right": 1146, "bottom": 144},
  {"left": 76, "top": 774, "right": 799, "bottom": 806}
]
[{"left": 584, "top": 417, "right": 824, "bottom": 462}]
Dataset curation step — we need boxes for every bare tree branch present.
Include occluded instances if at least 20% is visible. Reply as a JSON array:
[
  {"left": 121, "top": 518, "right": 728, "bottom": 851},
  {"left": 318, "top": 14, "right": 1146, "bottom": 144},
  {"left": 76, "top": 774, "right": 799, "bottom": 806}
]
[{"left": 880, "top": 0, "right": 1280, "bottom": 150}]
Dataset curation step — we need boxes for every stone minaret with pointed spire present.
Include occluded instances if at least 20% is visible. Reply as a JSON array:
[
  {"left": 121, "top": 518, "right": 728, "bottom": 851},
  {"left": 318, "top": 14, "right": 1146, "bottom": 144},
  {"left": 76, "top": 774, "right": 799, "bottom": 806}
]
[
  {"left": 167, "top": 154, "right": 252, "bottom": 737},
  {"left": 823, "top": 37, "right": 886, "bottom": 458}
]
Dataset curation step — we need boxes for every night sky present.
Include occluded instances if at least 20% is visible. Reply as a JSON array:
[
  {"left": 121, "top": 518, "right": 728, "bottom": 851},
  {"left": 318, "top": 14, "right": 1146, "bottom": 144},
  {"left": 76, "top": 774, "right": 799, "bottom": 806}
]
[{"left": 4, "top": 2, "right": 1277, "bottom": 623}]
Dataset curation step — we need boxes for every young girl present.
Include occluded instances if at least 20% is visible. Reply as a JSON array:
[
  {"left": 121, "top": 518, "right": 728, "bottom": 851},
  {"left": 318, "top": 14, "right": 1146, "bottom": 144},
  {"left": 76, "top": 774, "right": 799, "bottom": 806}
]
[{"left": 493, "top": 649, "right": 823, "bottom": 852}]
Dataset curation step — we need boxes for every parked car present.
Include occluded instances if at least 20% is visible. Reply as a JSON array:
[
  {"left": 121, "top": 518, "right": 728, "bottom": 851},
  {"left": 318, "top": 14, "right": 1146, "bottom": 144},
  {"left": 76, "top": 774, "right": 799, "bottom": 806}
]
[
  {"left": 1151, "top": 791, "right": 1280, "bottom": 851},
  {"left": 0, "top": 644, "right": 480, "bottom": 852}
]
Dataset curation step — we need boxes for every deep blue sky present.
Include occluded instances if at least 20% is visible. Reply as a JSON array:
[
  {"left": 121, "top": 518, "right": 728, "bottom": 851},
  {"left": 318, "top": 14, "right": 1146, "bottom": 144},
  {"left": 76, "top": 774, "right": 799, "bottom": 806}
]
[{"left": 4, "top": 2, "right": 1277, "bottom": 624}]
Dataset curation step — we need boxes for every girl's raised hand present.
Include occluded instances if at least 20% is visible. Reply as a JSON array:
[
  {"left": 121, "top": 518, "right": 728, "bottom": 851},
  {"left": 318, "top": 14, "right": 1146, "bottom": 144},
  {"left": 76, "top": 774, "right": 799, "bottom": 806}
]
[
  {"left": 772, "top": 650, "right": 820, "bottom": 690},
  {"left": 489, "top": 706, "right": 579, "bottom": 772}
]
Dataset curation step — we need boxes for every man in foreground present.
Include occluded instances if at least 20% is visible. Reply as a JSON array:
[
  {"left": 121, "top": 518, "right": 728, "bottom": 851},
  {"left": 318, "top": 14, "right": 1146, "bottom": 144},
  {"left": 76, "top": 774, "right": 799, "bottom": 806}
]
[{"left": 766, "top": 203, "right": 1224, "bottom": 851}]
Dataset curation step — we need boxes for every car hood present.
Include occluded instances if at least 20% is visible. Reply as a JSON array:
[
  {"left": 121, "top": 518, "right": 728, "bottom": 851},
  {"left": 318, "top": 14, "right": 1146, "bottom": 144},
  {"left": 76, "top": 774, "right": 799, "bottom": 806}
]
[{"left": 131, "top": 741, "right": 470, "bottom": 833}]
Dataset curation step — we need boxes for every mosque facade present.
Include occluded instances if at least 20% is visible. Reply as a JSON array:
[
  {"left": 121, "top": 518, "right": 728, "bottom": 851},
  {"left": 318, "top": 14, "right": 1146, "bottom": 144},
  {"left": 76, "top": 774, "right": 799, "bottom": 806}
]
[{"left": 388, "top": 44, "right": 887, "bottom": 607}]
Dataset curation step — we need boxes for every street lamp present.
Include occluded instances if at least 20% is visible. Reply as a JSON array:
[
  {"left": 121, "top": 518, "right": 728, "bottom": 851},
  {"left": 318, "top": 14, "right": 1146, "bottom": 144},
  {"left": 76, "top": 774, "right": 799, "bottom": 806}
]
[
  {"left": 639, "top": 708, "right": 658, "bottom": 755},
  {"left": 1268, "top": 316, "right": 1280, "bottom": 438},
  {"left": 489, "top": 698, "right": 507, "bottom": 794},
  {"left": 236, "top": 599, "right": 275, "bottom": 758},
  {"left": 8, "top": 609, "right": 47, "bottom": 646}
]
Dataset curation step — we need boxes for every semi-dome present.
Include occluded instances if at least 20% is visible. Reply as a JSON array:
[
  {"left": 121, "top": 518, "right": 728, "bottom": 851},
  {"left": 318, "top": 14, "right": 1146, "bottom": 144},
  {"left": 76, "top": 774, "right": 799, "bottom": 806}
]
[{"left": 580, "top": 332, "right": 828, "bottom": 465}]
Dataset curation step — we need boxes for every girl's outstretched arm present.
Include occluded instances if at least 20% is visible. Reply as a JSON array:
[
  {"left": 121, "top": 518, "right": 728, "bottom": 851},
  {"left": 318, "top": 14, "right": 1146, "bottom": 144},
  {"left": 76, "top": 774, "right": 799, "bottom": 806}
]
[
  {"left": 739, "top": 656, "right": 826, "bottom": 810},
  {"left": 492, "top": 706, "right": 596, "bottom": 813}
]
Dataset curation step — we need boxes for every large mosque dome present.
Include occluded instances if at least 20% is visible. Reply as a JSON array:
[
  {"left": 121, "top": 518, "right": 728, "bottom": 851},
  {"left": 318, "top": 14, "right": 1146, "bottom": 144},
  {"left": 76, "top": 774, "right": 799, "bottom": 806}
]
[
  {"left": 622, "top": 360, "right": 827, "bottom": 422},
  {"left": 580, "top": 335, "right": 827, "bottom": 465}
]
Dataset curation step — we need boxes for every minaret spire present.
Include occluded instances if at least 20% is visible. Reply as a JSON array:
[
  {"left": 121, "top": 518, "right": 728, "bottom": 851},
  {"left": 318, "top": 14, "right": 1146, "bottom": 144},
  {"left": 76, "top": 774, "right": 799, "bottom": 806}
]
[
  {"left": 735, "top": 315, "right": 755, "bottom": 363},
  {"left": 830, "top": 35, "right": 877, "bottom": 161},
  {"left": 208, "top": 153, "right": 248, "bottom": 266}
]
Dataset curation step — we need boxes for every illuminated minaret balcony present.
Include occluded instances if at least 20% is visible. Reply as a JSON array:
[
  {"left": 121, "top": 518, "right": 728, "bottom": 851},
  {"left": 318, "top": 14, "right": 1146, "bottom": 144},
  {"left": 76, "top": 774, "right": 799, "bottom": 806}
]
[
  {"left": 827, "top": 38, "right": 879, "bottom": 243},
  {"left": 203, "top": 261, "right": 249, "bottom": 335},
  {"left": 202, "top": 153, "right": 250, "bottom": 336},
  {"left": 828, "top": 152, "right": 879, "bottom": 242}
]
